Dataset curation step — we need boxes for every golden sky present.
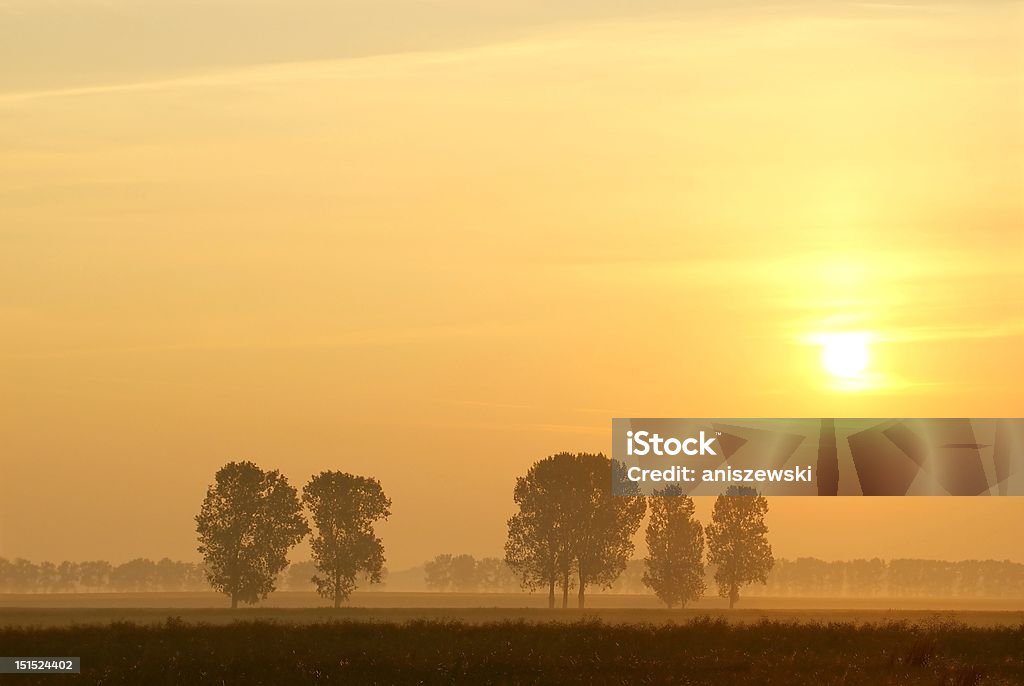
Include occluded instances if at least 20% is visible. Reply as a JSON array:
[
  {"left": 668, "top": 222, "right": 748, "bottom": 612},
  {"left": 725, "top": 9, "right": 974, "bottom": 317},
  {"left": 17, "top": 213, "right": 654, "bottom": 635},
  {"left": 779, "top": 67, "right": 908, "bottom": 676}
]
[{"left": 1, "top": 0, "right": 1022, "bottom": 569}]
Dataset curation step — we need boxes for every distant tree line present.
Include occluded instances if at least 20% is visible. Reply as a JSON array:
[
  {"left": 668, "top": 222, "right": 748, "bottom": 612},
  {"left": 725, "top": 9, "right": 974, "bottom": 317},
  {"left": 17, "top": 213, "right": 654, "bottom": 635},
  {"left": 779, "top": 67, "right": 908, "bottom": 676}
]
[
  {"left": 591, "top": 557, "right": 1024, "bottom": 600},
  {"left": 284, "top": 561, "right": 389, "bottom": 592},
  {"left": 8, "top": 554, "right": 1022, "bottom": 599},
  {"left": 0, "top": 558, "right": 209, "bottom": 593},
  {"left": 747, "top": 557, "right": 1024, "bottom": 599},
  {"left": 422, "top": 555, "right": 521, "bottom": 592}
]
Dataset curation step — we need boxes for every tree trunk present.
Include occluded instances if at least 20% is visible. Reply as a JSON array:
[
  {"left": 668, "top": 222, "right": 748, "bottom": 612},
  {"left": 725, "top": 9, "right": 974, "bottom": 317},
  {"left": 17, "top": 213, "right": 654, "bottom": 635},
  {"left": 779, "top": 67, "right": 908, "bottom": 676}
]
[
  {"left": 578, "top": 573, "right": 585, "bottom": 609},
  {"left": 548, "top": 578, "right": 555, "bottom": 609},
  {"left": 561, "top": 569, "right": 569, "bottom": 609},
  {"left": 231, "top": 592, "right": 238, "bottom": 610},
  {"left": 729, "top": 584, "right": 738, "bottom": 609}
]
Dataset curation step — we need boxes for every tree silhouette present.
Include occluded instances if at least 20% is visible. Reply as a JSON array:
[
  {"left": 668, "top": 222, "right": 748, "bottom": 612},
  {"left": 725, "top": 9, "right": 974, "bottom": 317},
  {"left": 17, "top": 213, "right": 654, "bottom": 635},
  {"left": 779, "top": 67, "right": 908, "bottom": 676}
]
[
  {"left": 196, "top": 461, "right": 309, "bottom": 609},
  {"left": 9, "top": 559, "right": 38, "bottom": 592},
  {"left": 424, "top": 554, "right": 454, "bottom": 591},
  {"left": 475, "top": 557, "right": 518, "bottom": 592},
  {"left": 54, "top": 561, "right": 80, "bottom": 592},
  {"left": 302, "top": 471, "right": 391, "bottom": 608},
  {"left": 448, "top": 554, "right": 478, "bottom": 591},
  {"left": 505, "top": 453, "right": 580, "bottom": 608},
  {"left": 155, "top": 558, "right": 194, "bottom": 591},
  {"left": 643, "top": 484, "right": 705, "bottom": 608},
  {"left": 573, "top": 456, "right": 645, "bottom": 608},
  {"left": 505, "top": 452, "right": 644, "bottom": 608},
  {"left": 78, "top": 560, "right": 112, "bottom": 591},
  {"left": 706, "top": 485, "right": 774, "bottom": 609},
  {"left": 36, "top": 561, "right": 58, "bottom": 592},
  {"left": 110, "top": 558, "right": 157, "bottom": 592}
]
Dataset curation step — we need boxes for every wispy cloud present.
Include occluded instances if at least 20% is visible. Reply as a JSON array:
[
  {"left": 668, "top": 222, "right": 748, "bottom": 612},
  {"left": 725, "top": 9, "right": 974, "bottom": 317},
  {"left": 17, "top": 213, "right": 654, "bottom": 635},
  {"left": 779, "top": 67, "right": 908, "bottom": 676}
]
[{"left": 0, "top": 321, "right": 519, "bottom": 361}]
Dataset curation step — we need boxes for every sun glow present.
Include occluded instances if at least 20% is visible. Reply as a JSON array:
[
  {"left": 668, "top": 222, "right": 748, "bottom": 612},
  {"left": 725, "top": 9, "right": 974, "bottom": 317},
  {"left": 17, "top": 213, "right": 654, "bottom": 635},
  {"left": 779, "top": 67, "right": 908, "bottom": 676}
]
[{"left": 819, "top": 332, "right": 870, "bottom": 381}]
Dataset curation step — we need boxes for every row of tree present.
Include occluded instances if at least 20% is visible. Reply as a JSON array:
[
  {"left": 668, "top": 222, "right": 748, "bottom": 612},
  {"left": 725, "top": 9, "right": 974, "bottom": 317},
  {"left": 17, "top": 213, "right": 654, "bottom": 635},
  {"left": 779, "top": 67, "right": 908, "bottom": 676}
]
[
  {"left": 632, "top": 482, "right": 772, "bottom": 608},
  {"left": 26, "top": 453, "right": 1016, "bottom": 609},
  {"left": 0, "top": 557, "right": 388, "bottom": 595},
  {"left": 502, "top": 453, "right": 775, "bottom": 609},
  {"left": 195, "top": 462, "right": 391, "bottom": 608},
  {"left": 503, "top": 453, "right": 646, "bottom": 608},
  {"left": 283, "top": 561, "right": 388, "bottom": 592},
  {"left": 189, "top": 454, "right": 772, "bottom": 608},
  {"left": 750, "top": 557, "right": 1024, "bottom": 599},
  {"left": 0, "top": 455, "right": 775, "bottom": 608},
  {"left": 422, "top": 555, "right": 520, "bottom": 592},
  {"left": 8, "top": 553, "right": 1023, "bottom": 599},
  {"left": 0, "top": 558, "right": 209, "bottom": 593},
  {"left": 582, "top": 557, "right": 1024, "bottom": 600}
]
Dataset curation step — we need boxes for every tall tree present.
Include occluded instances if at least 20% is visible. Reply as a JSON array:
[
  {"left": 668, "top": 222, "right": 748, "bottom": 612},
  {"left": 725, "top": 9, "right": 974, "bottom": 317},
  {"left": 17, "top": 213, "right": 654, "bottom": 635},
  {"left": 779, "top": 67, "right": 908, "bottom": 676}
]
[
  {"left": 302, "top": 471, "right": 391, "bottom": 608},
  {"left": 643, "top": 485, "right": 706, "bottom": 608},
  {"left": 504, "top": 453, "right": 579, "bottom": 608},
  {"left": 505, "top": 453, "right": 644, "bottom": 609},
  {"left": 573, "top": 455, "right": 646, "bottom": 608},
  {"left": 196, "top": 461, "right": 309, "bottom": 608},
  {"left": 706, "top": 486, "right": 774, "bottom": 609}
]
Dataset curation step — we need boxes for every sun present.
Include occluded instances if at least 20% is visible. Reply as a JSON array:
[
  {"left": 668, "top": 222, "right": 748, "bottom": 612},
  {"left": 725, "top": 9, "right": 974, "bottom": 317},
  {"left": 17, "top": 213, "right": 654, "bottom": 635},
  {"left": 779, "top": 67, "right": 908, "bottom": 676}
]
[{"left": 819, "top": 332, "right": 870, "bottom": 379}]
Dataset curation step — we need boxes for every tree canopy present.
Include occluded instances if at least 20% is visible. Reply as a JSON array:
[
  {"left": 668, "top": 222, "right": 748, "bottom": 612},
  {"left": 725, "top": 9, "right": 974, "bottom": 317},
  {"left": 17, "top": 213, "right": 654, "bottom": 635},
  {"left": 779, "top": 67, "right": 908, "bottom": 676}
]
[
  {"left": 643, "top": 484, "right": 705, "bottom": 608},
  {"left": 196, "top": 461, "right": 309, "bottom": 608},
  {"left": 706, "top": 485, "right": 774, "bottom": 609},
  {"left": 302, "top": 471, "right": 391, "bottom": 608},
  {"left": 505, "top": 452, "right": 645, "bottom": 608}
]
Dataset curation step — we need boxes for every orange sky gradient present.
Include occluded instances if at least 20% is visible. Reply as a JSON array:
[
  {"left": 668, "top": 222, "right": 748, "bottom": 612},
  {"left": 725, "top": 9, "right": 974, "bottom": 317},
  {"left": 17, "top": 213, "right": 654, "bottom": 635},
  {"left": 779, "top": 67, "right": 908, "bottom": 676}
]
[{"left": 1, "top": 0, "right": 1022, "bottom": 570}]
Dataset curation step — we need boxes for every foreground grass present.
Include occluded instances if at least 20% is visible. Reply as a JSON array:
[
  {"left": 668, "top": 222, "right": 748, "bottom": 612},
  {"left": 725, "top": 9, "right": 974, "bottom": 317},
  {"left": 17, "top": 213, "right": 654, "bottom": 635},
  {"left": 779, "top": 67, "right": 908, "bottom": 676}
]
[
  {"left": 3, "top": 606, "right": 1023, "bottom": 629},
  {"left": 1, "top": 618, "right": 1022, "bottom": 685}
]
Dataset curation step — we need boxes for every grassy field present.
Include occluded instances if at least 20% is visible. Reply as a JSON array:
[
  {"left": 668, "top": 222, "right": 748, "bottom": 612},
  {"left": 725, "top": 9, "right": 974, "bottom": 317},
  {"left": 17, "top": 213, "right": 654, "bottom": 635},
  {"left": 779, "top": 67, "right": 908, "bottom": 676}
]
[
  {"left": 1, "top": 595, "right": 1022, "bottom": 684},
  {"left": 2, "top": 606, "right": 1024, "bottom": 629},
  {"left": 1, "top": 616, "right": 1022, "bottom": 685},
  {"left": 4, "top": 590, "right": 1023, "bottom": 611},
  {"left": 2, "top": 592, "right": 1023, "bottom": 628}
]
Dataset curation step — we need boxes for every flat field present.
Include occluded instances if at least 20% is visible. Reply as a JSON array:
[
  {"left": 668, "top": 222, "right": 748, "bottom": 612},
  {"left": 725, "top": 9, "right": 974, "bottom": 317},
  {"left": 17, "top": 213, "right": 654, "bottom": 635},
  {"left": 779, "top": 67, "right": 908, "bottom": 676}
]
[
  {"left": 1, "top": 616, "right": 1022, "bottom": 685},
  {"left": 0, "top": 595, "right": 1022, "bottom": 685}
]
